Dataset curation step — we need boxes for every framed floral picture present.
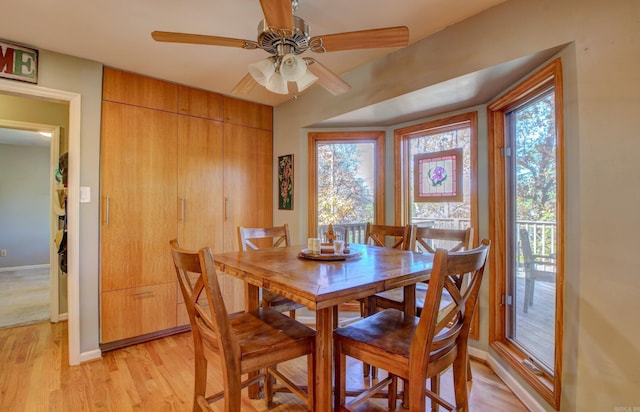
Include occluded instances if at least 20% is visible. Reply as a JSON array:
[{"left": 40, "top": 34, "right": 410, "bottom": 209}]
[
  {"left": 278, "top": 154, "right": 294, "bottom": 210},
  {"left": 413, "top": 148, "right": 463, "bottom": 202}
]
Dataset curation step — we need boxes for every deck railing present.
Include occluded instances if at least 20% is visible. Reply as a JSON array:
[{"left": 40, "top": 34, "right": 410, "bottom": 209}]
[{"left": 320, "top": 219, "right": 556, "bottom": 258}]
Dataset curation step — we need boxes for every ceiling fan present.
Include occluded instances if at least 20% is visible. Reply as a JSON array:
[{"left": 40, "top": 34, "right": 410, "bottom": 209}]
[{"left": 151, "top": 0, "right": 409, "bottom": 97}]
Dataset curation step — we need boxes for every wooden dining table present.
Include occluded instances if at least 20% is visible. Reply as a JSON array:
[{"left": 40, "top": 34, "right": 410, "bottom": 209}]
[{"left": 213, "top": 243, "right": 434, "bottom": 411}]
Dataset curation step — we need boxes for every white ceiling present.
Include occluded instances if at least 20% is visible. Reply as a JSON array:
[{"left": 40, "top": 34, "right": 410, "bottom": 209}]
[{"left": 0, "top": 0, "right": 509, "bottom": 108}]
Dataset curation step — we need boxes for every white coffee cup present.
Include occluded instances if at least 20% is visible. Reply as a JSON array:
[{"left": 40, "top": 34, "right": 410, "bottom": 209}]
[{"left": 334, "top": 240, "right": 345, "bottom": 255}]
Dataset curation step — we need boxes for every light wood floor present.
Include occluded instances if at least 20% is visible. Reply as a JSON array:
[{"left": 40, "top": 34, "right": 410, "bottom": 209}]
[
  {"left": 0, "top": 266, "right": 50, "bottom": 329},
  {"left": 0, "top": 321, "right": 528, "bottom": 411}
]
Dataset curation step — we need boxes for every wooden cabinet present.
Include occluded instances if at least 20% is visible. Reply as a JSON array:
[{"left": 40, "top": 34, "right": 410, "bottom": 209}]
[{"left": 100, "top": 68, "right": 273, "bottom": 345}]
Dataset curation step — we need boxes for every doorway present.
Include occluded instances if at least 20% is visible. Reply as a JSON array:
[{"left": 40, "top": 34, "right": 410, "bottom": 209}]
[
  {"left": 0, "top": 122, "right": 62, "bottom": 327},
  {"left": 0, "top": 79, "right": 81, "bottom": 365}
]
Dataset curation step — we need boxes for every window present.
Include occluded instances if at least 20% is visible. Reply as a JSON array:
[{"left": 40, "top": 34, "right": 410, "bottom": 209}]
[
  {"left": 308, "top": 131, "right": 385, "bottom": 242},
  {"left": 394, "top": 112, "right": 480, "bottom": 338},
  {"left": 488, "top": 58, "right": 564, "bottom": 409}
]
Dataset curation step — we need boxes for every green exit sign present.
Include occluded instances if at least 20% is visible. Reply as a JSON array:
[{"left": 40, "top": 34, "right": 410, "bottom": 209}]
[{"left": 0, "top": 41, "right": 38, "bottom": 83}]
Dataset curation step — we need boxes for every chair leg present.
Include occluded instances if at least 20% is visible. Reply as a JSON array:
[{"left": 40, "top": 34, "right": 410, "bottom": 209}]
[
  {"left": 289, "top": 309, "right": 296, "bottom": 319},
  {"left": 265, "top": 368, "right": 274, "bottom": 407},
  {"left": 388, "top": 374, "right": 398, "bottom": 410},
  {"left": 523, "top": 278, "right": 534, "bottom": 313},
  {"left": 193, "top": 343, "right": 208, "bottom": 412},
  {"left": 307, "top": 353, "right": 315, "bottom": 412},
  {"left": 452, "top": 356, "right": 470, "bottom": 412},
  {"left": 430, "top": 375, "right": 440, "bottom": 412}
]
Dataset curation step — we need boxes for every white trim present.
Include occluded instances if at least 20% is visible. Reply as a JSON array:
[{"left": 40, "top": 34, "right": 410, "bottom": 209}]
[
  {"left": 470, "top": 346, "right": 546, "bottom": 412},
  {"left": 58, "top": 312, "right": 68, "bottom": 321},
  {"left": 0, "top": 78, "right": 81, "bottom": 366},
  {"left": 80, "top": 349, "right": 102, "bottom": 363},
  {"left": 0, "top": 264, "right": 50, "bottom": 272}
]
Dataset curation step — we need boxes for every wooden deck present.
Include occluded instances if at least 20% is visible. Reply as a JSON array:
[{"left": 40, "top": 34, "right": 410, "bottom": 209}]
[
  {"left": 514, "top": 272, "right": 556, "bottom": 368},
  {"left": 0, "top": 320, "right": 528, "bottom": 411}
]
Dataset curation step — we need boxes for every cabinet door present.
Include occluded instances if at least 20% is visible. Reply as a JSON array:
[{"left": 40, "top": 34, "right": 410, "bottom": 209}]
[
  {"left": 220, "top": 123, "right": 273, "bottom": 313},
  {"left": 100, "top": 101, "right": 178, "bottom": 291},
  {"left": 103, "top": 67, "right": 177, "bottom": 112},
  {"left": 223, "top": 123, "right": 273, "bottom": 252},
  {"left": 177, "top": 115, "right": 224, "bottom": 251},
  {"left": 101, "top": 282, "right": 176, "bottom": 343}
]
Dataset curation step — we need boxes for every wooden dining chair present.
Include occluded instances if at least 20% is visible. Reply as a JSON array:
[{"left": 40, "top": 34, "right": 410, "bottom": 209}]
[
  {"left": 364, "top": 222, "right": 413, "bottom": 250},
  {"left": 371, "top": 226, "right": 474, "bottom": 315},
  {"left": 238, "top": 224, "right": 305, "bottom": 319},
  {"left": 367, "top": 226, "right": 474, "bottom": 381},
  {"left": 334, "top": 240, "right": 490, "bottom": 412},
  {"left": 519, "top": 228, "right": 556, "bottom": 313},
  {"left": 169, "top": 239, "right": 315, "bottom": 412},
  {"left": 354, "top": 222, "right": 413, "bottom": 376}
]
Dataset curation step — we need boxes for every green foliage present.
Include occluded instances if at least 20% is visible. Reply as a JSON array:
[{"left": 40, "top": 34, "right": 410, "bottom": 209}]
[
  {"left": 514, "top": 91, "right": 556, "bottom": 222},
  {"left": 317, "top": 143, "right": 374, "bottom": 225}
]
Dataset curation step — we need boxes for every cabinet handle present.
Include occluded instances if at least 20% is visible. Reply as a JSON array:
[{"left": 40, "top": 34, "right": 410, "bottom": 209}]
[
  {"left": 180, "top": 197, "right": 185, "bottom": 223},
  {"left": 224, "top": 197, "right": 229, "bottom": 222},
  {"left": 132, "top": 290, "right": 153, "bottom": 296},
  {"left": 105, "top": 195, "right": 110, "bottom": 225}
]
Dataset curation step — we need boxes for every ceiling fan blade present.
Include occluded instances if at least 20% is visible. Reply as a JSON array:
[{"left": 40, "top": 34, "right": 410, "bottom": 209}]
[
  {"left": 304, "top": 58, "right": 351, "bottom": 96},
  {"left": 309, "top": 26, "right": 409, "bottom": 52},
  {"left": 151, "top": 31, "right": 259, "bottom": 49},
  {"left": 231, "top": 73, "right": 259, "bottom": 96},
  {"left": 259, "top": 0, "right": 294, "bottom": 31}
]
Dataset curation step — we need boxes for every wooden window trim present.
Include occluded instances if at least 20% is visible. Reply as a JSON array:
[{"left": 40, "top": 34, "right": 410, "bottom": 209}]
[
  {"left": 307, "top": 131, "right": 386, "bottom": 238},
  {"left": 487, "top": 58, "right": 564, "bottom": 410},
  {"left": 393, "top": 111, "right": 480, "bottom": 339}
]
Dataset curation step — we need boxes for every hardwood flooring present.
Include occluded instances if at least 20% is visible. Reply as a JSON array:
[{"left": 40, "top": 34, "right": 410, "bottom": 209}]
[{"left": 0, "top": 321, "right": 528, "bottom": 411}]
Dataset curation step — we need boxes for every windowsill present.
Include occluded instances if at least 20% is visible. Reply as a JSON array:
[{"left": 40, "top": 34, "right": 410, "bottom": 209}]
[{"left": 490, "top": 340, "right": 559, "bottom": 410}]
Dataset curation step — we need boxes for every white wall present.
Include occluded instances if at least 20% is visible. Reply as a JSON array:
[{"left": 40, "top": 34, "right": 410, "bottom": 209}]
[
  {"left": 273, "top": 0, "right": 640, "bottom": 410},
  {"left": 29, "top": 51, "right": 103, "bottom": 355},
  {"left": 0, "top": 144, "right": 50, "bottom": 267}
]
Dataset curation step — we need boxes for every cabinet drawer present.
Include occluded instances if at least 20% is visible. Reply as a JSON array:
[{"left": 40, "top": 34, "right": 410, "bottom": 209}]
[{"left": 101, "top": 282, "right": 176, "bottom": 343}]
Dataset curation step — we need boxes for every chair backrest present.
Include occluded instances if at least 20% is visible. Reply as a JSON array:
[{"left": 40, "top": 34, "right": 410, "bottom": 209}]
[
  {"left": 364, "top": 223, "right": 412, "bottom": 250},
  {"left": 409, "top": 239, "right": 490, "bottom": 382},
  {"left": 411, "top": 226, "right": 474, "bottom": 254},
  {"left": 238, "top": 224, "right": 291, "bottom": 251},
  {"left": 519, "top": 228, "right": 556, "bottom": 278},
  {"left": 169, "top": 239, "right": 241, "bottom": 383}
]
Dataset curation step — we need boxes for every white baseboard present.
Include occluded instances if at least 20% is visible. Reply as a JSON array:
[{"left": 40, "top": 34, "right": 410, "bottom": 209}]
[
  {"left": 58, "top": 313, "right": 68, "bottom": 321},
  {"left": 469, "top": 346, "right": 545, "bottom": 412},
  {"left": 80, "top": 349, "right": 102, "bottom": 363},
  {"left": 0, "top": 264, "right": 50, "bottom": 272}
]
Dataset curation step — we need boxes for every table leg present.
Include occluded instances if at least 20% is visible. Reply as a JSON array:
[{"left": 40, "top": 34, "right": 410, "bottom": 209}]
[
  {"left": 315, "top": 306, "right": 334, "bottom": 412},
  {"left": 403, "top": 284, "right": 416, "bottom": 316},
  {"left": 246, "top": 283, "right": 261, "bottom": 399}
]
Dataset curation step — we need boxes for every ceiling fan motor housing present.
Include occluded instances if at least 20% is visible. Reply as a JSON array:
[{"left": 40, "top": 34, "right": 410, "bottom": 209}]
[{"left": 257, "top": 16, "right": 310, "bottom": 55}]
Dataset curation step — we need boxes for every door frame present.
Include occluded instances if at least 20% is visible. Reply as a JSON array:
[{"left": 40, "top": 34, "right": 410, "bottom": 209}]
[{"left": 0, "top": 78, "right": 81, "bottom": 365}]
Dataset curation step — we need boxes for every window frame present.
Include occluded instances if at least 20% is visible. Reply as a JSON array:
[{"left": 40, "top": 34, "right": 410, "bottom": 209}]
[
  {"left": 487, "top": 58, "right": 564, "bottom": 409},
  {"left": 307, "top": 131, "right": 386, "bottom": 239},
  {"left": 394, "top": 111, "right": 480, "bottom": 339}
]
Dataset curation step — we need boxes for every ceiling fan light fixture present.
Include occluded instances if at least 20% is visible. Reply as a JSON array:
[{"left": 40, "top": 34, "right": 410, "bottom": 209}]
[
  {"left": 248, "top": 57, "right": 276, "bottom": 86},
  {"left": 266, "top": 72, "right": 289, "bottom": 94},
  {"left": 296, "top": 70, "right": 318, "bottom": 92},
  {"left": 279, "top": 53, "right": 307, "bottom": 82}
]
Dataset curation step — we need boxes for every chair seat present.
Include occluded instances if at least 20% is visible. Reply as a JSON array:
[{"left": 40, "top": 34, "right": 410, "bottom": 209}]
[
  {"left": 335, "top": 308, "right": 418, "bottom": 359},
  {"left": 229, "top": 308, "right": 315, "bottom": 367},
  {"left": 262, "top": 290, "right": 305, "bottom": 313}
]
